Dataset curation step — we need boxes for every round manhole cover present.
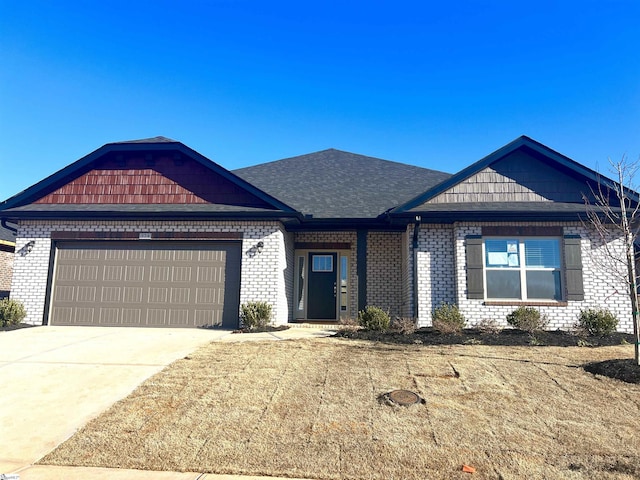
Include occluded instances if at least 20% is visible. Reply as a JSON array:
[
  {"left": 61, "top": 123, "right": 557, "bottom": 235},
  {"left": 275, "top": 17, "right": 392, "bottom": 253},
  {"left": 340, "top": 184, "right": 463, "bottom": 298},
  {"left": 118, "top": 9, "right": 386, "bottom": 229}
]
[{"left": 387, "top": 389, "right": 422, "bottom": 406}]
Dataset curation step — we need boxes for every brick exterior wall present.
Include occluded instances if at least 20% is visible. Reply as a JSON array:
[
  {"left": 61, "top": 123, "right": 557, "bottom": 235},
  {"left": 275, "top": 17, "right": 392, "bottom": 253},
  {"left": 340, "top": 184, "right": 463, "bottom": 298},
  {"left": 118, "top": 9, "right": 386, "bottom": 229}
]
[
  {"left": 402, "top": 225, "right": 413, "bottom": 318},
  {"left": 366, "top": 231, "right": 403, "bottom": 318},
  {"left": 413, "top": 225, "right": 456, "bottom": 326},
  {"left": 0, "top": 247, "right": 15, "bottom": 296},
  {"left": 12, "top": 220, "right": 292, "bottom": 326},
  {"left": 440, "top": 221, "right": 633, "bottom": 333}
]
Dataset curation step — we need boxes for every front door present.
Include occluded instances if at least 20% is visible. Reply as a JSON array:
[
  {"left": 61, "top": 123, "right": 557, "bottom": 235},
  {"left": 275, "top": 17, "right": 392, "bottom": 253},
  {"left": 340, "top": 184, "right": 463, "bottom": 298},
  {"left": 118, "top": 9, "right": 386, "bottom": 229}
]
[{"left": 306, "top": 252, "right": 337, "bottom": 320}]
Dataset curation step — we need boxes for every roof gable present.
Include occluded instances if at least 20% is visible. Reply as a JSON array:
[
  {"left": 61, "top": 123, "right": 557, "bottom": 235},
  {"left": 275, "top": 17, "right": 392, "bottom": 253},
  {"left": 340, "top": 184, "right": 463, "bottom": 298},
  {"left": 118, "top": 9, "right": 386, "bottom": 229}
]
[
  {"left": 234, "top": 148, "right": 451, "bottom": 218},
  {"left": 1, "top": 138, "right": 296, "bottom": 214},
  {"left": 392, "top": 135, "right": 635, "bottom": 215},
  {"left": 422, "top": 149, "right": 590, "bottom": 205}
]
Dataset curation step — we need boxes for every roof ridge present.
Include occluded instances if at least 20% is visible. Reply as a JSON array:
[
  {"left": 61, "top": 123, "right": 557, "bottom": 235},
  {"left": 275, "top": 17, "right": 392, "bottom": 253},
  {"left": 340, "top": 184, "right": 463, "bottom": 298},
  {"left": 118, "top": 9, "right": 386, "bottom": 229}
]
[
  {"left": 110, "top": 136, "right": 178, "bottom": 144},
  {"left": 234, "top": 148, "right": 450, "bottom": 175}
]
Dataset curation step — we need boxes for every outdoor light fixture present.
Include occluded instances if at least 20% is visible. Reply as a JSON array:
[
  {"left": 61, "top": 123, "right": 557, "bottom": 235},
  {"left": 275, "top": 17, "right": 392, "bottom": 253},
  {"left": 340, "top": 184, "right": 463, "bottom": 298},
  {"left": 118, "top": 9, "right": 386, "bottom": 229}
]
[
  {"left": 257, "top": 241, "right": 264, "bottom": 254},
  {"left": 22, "top": 240, "right": 35, "bottom": 256}
]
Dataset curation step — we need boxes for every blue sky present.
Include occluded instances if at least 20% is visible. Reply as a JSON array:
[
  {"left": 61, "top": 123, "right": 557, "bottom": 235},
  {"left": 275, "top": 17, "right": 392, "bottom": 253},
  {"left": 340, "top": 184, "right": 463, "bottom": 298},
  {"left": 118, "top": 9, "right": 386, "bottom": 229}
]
[{"left": 1, "top": 0, "right": 639, "bottom": 201}]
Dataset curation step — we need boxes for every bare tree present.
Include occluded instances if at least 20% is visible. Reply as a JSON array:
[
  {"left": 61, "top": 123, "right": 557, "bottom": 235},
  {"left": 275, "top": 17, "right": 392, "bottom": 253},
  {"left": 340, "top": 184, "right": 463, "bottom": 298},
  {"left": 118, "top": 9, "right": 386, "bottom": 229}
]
[{"left": 584, "top": 156, "right": 640, "bottom": 365}]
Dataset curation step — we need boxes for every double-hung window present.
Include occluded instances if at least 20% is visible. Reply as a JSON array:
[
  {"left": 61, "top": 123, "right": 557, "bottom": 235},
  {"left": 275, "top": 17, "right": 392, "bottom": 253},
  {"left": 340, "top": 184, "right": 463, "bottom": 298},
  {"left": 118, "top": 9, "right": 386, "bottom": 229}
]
[{"left": 484, "top": 238, "right": 562, "bottom": 301}]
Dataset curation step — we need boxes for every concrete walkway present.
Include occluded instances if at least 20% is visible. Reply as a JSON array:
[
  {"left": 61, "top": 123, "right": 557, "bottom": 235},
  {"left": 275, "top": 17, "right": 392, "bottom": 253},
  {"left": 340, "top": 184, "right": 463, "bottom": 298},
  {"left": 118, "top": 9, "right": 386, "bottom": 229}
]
[{"left": 0, "top": 325, "right": 335, "bottom": 480}]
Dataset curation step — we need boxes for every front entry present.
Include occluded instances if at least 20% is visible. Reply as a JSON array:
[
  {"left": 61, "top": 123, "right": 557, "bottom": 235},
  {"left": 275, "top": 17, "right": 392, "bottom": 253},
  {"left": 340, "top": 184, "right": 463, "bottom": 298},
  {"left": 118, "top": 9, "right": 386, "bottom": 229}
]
[
  {"left": 306, "top": 252, "right": 337, "bottom": 320},
  {"left": 294, "top": 249, "right": 349, "bottom": 322}
]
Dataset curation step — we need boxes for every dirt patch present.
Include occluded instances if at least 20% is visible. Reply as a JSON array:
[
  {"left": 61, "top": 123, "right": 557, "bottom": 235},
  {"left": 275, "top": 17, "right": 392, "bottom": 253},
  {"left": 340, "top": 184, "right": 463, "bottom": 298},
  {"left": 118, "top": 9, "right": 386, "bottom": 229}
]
[{"left": 41, "top": 339, "right": 640, "bottom": 479}]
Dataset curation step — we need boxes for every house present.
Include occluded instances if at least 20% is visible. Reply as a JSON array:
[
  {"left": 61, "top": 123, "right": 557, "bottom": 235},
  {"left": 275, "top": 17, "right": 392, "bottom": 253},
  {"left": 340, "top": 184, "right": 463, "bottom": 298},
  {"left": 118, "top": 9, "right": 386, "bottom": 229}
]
[
  {"left": 0, "top": 221, "right": 16, "bottom": 299},
  {"left": 0, "top": 136, "right": 634, "bottom": 332}
]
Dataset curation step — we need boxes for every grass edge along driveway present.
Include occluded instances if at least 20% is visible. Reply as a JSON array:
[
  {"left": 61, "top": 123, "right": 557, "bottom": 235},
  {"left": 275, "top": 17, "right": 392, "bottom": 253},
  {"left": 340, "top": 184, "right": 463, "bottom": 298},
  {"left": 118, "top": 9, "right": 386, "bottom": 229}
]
[{"left": 41, "top": 338, "right": 640, "bottom": 480}]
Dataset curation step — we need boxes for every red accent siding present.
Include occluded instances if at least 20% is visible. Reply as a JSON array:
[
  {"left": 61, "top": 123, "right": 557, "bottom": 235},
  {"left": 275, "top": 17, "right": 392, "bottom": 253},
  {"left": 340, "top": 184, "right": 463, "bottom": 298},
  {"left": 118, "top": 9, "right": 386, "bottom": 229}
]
[{"left": 35, "top": 155, "right": 273, "bottom": 208}]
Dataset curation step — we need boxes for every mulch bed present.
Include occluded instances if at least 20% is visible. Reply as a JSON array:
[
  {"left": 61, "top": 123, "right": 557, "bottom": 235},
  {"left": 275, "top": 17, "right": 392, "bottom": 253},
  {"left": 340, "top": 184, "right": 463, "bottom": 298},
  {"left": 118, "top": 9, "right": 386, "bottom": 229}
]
[
  {"left": 0, "top": 323, "right": 35, "bottom": 332},
  {"left": 336, "top": 327, "right": 640, "bottom": 384},
  {"left": 584, "top": 358, "right": 640, "bottom": 384},
  {"left": 232, "top": 325, "right": 290, "bottom": 334}
]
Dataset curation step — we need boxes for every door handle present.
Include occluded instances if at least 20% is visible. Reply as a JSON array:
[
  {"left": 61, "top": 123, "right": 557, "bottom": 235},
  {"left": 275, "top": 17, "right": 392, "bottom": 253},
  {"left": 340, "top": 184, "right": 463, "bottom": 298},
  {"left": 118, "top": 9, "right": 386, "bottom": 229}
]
[{"left": 333, "top": 282, "right": 337, "bottom": 297}]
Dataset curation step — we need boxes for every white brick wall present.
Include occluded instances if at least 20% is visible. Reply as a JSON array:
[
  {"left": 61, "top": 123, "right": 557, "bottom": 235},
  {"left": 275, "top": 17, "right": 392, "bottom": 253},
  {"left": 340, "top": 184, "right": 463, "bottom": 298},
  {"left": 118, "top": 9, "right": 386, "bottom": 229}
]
[
  {"left": 413, "top": 224, "right": 456, "bottom": 327},
  {"left": 402, "top": 225, "right": 413, "bottom": 318},
  {"left": 12, "top": 220, "right": 292, "bottom": 326},
  {"left": 443, "top": 221, "right": 633, "bottom": 333}
]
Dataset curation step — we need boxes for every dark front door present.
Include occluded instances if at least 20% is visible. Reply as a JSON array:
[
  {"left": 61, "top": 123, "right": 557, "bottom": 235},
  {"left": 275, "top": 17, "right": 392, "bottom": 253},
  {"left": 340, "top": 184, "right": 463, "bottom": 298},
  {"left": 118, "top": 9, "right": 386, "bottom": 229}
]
[{"left": 306, "top": 252, "right": 337, "bottom": 320}]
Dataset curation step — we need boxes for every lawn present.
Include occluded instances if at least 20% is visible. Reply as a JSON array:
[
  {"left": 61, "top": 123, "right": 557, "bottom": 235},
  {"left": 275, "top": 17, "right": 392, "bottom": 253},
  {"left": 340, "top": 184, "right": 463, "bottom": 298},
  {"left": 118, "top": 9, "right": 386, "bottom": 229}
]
[{"left": 41, "top": 338, "right": 640, "bottom": 479}]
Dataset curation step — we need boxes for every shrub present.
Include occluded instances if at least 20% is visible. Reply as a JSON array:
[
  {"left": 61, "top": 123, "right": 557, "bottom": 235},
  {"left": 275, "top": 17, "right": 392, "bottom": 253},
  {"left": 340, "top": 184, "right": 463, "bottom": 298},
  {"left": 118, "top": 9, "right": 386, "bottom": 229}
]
[
  {"left": 506, "top": 306, "right": 548, "bottom": 333},
  {"left": 0, "top": 299, "right": 26, "bottom": 327},
  {"left": 476, "top": 318, "right": 501, "bottom": 334},
  {"left": 338, "top": 316, "right": 360, "bottom": 332},
  {"left": 240, "top": 301, "right": 272, "bottom": 330},
  {"left": 577, "top": 308, "right": 618, "bottom": 336},
  {"left": 391, "top": 317, "right": 417, "bottom": 335},
  {"left": 357, "top": 306, "right": 391, "bottom": 331},
  {"left": 431, "top": 303, "right": 465, "bottom": 334}
]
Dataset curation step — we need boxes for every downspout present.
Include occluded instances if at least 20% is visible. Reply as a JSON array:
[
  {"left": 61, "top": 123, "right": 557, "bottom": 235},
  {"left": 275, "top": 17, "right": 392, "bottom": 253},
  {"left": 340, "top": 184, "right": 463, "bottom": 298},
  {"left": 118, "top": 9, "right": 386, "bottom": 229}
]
[{"left": 412, "top": 216, "right": 421, "bottom": 319}]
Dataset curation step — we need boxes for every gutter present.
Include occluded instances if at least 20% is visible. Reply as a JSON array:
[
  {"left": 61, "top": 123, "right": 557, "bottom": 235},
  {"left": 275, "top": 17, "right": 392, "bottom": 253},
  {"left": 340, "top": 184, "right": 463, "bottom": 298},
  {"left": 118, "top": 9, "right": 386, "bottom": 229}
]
[
  {"left": 1, "top": 218, "right": 17, "bottom": 234},
  {"left": 0, "top": 210, "right": 303, "bottom": 222}
]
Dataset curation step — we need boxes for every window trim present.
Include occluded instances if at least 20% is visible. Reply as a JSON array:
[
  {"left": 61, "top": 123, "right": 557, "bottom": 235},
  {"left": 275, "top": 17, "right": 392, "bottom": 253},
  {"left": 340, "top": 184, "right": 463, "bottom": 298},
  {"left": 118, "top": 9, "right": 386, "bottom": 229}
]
[
  {"left": 465, "top": 232, "right": 584, "bottom": 304},
  {"left": 482, "top": 236, "right": 563, "bottom": 302},
  {"left": 311, "top": 254, "right": 334, "bottom": 272}
]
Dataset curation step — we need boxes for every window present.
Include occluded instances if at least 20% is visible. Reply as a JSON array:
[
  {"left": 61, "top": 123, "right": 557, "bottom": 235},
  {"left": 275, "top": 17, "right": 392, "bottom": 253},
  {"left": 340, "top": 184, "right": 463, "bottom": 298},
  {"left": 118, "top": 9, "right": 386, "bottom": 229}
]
[
  {"left": 296, "top": 256, "right": 305, "bottom": 311},
  {"left": 312, "top": 254, "right": 333, "bottom": 272},
  {"left": 484, "top": 238, "right": 562, "bottom": 301},
  {"left": 340, "top": 255, "right": 348, "bottom": 312}
]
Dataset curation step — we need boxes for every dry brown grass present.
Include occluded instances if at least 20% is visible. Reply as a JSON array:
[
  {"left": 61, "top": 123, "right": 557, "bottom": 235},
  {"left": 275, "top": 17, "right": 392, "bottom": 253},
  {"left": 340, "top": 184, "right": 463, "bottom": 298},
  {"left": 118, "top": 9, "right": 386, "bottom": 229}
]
[{"left": 41, "top": 339, "right": 640, "bottom": 479}]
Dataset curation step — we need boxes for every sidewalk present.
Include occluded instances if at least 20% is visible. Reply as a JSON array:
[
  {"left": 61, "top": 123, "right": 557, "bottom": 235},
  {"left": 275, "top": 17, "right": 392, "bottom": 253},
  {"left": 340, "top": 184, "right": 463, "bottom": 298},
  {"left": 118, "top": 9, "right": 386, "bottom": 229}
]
[{"left": 1, "top": 325, "right": 335, "bottom": 480}]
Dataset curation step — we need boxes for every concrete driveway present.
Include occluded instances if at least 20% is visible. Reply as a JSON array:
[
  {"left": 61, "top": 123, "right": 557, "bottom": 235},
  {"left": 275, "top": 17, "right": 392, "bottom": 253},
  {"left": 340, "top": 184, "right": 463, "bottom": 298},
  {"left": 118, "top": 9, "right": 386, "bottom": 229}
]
[
  {"left": 0, "top": 324, "right": 334, "bottom": 479},
  {"left": 0, "top": 326, "right": 229, "bottom": 475}
]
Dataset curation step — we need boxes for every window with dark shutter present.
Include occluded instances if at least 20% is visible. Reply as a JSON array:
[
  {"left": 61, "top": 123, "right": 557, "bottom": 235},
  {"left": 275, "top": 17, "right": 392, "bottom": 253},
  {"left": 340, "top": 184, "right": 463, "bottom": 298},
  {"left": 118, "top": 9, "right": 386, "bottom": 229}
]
[{"left": 465, "top": 232, "right": 584, "bottom": 302}]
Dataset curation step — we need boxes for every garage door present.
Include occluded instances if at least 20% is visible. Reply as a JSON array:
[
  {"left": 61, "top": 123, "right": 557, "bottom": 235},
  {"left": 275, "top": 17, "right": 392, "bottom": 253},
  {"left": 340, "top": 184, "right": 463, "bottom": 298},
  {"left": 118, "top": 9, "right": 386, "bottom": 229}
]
[{"left": 49, "top": 241, "right": 241, "bottom": 328}]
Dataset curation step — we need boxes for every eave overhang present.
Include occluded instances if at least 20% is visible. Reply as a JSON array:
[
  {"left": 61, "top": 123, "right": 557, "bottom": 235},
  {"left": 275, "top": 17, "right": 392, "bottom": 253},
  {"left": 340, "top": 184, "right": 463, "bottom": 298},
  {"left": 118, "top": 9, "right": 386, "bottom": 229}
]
[
  {"left": 0, "top": 208, "right": 302, "bottom": 223},
  {"left": 389, "top": 210, "right": 590, "bottom": 224},
  {"left": 283, "top": 217, "right": 406, "bottom": 232}
]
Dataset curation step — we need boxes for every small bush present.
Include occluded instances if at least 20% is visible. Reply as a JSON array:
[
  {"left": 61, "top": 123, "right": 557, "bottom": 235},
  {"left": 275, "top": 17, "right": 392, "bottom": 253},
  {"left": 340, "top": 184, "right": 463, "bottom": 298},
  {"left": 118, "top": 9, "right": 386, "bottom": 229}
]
[
  {"left": 240, "top": 301, "right": 272, "bottom": 330},
  {"left": 358, "top": 306, "right": 391, "bottom": 331},
  {"left": 338, "top": 316, "right": 360, "bottom": 332},
  {"left": 432, "top": 303, "right": 465, "bottom": 334},
  {"left": 506, "top": 306, "right": 548, "bottom": 333},
  {"left": 476, "top": 318, "right": 501, "bottom": 334},
  {"left": 391, "top": 317, "right": 417, "bottom": 335},
  {"left": 0, "top": 299, "right": 26, "bottom": 327},
  {"left": 577, "top": 308, "right": 618, "bottom": 336}
]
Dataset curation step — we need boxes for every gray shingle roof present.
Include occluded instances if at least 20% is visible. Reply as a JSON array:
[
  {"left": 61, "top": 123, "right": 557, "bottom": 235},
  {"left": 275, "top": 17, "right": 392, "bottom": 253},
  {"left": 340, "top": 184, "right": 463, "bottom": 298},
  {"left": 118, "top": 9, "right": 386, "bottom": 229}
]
[
  {"left": 111, "top": 136, "right": 177, "bottom": 144},
  {"left": 233, "top": 149, "right": 451, "bottom": 218}
]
